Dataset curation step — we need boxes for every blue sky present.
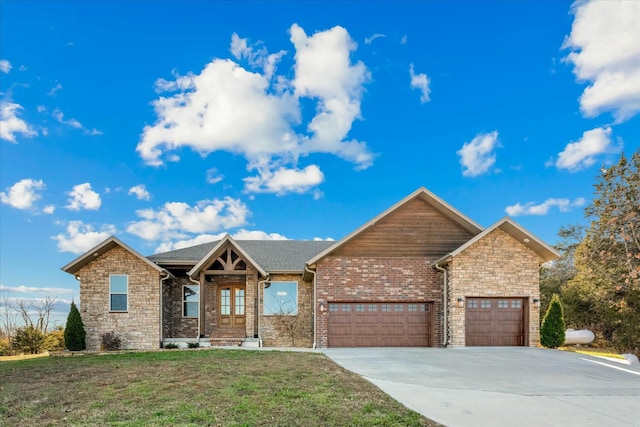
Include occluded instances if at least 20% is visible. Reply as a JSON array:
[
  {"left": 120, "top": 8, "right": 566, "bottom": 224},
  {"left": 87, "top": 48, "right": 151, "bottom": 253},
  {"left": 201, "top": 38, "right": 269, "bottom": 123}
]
[{"left": 1, "top": 0, "right": 639, "bottom": 327}]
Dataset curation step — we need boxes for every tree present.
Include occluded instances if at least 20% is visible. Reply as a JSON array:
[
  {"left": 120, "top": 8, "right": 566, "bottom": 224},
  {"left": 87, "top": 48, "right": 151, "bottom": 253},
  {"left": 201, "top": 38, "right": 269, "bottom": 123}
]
[
  {"left": 14, "top": 325, "right": 45, "bottom": 354},
  {"left": 539, "top": 225, "right": 585, "bottom": 315},
  {"left": 64, "top": 301, "right": 86, "bottom": 351},
  {"left": 540, "top": 294, "right": 565, "bottom": 348},
  {"left": 568, "top": 150, "right": 640, "bottom": 353}
]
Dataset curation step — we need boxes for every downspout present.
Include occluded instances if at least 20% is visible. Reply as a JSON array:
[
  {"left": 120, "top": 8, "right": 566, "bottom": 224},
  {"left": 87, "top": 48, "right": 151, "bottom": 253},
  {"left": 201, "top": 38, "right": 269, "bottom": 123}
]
[
  {"left": 434, "top": 263, "right": 448, "bottom": 347},
  {"left": 305, "top": 265, "right": 317, "bottom": 349},
  {"left": 257, "top": 275, "right": 270, "bottom": 347},
  {"left": 159, "top": 270, "right": 172, "bottom": 348},
  {"left": 188, "top": 275, "right": 201, "bottom": 341}
]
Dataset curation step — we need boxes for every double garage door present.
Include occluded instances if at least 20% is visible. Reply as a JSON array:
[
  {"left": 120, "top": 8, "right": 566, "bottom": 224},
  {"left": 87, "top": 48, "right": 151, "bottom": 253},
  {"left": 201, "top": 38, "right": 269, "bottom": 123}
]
[
  {"left": 465, "top": 297, "right": 525, "bottom": 346},
  {"left": 328, "top": 302, "right": 433, "bottom": 347}
]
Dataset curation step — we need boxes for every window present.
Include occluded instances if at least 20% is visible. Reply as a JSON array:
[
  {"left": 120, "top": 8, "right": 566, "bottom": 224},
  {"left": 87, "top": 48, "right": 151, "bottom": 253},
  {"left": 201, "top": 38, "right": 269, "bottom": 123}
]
[
  {"left": 329, "top": 303, "right": 339, "bottom": 312},
  {"left": 183, "top": 284, "right": 199, "bottom": 317},
  {"left": 498, "top": 300, "right": 508, "bottom": 308},
  {"left": 381, "top": 304, "right": 391, "bottom": 312},
  {"left": 355, "top": 304, "right": 365, "bottom": 312},
  {"left": 481, "top": 300, "right": 492, "bottom": 308},
  {"left": 342, "top": 304, "right": 352, "bottom": 312},
  {"left": 263, "top": 281, "right": 298, "bottom": 315},
  {"left": 109, "top": 275, "right": 128, "bottom": 311}
]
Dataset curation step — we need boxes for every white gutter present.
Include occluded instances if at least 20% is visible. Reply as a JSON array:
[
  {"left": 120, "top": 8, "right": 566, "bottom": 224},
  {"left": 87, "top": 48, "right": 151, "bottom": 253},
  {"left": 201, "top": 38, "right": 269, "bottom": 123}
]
[
  {"left": 434, "top": 263, "right": 448, "bottom": 347},
  {"left": 305, "top": 265, "right": 318, "bottom": 349},
  {"left": 159, "top": 271, "right": 172, "bottom": 347},
  {"left": 257, "top": 275, "right": 270, "bottom": 347}
]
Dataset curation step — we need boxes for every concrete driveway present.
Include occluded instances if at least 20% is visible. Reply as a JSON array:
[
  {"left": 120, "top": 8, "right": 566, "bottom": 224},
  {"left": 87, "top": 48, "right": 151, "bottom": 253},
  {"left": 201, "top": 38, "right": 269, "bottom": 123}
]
[{"left": 322, "top": 347, "right": 640, "bottom": 427}]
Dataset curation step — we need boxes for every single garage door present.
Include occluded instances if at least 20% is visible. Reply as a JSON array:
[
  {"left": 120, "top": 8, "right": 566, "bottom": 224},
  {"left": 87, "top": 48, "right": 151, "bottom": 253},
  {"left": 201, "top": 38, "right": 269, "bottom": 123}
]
[
  {"left": 465, "top": 297, "right": 525, "bottom": 346},
  {"left": 328, "top": 302, "right": 432, "bottom": 347}
]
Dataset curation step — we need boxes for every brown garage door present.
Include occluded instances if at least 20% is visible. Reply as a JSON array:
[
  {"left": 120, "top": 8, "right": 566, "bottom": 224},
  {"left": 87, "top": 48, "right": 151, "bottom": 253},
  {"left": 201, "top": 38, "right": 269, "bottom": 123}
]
[
  {"left": 465, "top": 298, "right": 525, "bottom": 346},
  {"left": 328, "top": 302, "right": 432, "bottom": 347}
]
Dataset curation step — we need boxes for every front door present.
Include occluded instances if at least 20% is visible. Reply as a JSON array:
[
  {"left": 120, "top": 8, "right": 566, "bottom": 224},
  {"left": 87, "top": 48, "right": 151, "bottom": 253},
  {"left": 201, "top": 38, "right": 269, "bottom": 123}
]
[{"left": 219, "top": 284, "right": 246, "bottom": 328}]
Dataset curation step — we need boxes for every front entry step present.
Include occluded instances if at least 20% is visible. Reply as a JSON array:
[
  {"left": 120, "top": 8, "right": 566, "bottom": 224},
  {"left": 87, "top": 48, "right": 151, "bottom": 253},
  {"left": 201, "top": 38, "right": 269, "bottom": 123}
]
[{"left": 242, "top": 338, "right": 260, "bottom": 348}]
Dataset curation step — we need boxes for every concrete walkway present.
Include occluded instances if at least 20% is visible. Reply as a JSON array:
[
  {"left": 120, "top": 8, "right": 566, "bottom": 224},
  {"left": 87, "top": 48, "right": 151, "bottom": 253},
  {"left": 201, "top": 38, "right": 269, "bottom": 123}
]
[{"left": 323, "top": 347, "right": 640, "bottom": 427}]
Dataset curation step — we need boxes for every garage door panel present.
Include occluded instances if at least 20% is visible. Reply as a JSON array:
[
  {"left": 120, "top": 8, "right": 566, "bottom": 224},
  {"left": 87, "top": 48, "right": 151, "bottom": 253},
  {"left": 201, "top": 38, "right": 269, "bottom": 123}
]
[
  {"left": 466, "top": 298, "right": 524, "bottom": 347},
  {"left": 328, "top": 302, "right": 432, "bottom": 347}
]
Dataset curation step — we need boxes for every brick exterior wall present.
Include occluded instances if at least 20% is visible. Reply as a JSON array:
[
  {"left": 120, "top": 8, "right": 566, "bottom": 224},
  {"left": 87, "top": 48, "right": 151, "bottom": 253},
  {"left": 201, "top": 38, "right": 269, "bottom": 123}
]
[
  {"left": 162, "top": 271, "right": 257, "bottom": 339},
  {"left": 447, "top": 228, "right": 541, "bottom": 347},
  {"left": 315, "top": 257, "right": 443, "bottom": 348},
  {"left": 78, "top": 245, "right": 162, "bottom": 351},
  {"left": 162, "top": 271, "right": 198, "bottom": 339},
  {"left": 259, "top": 274, "right": 313, "bottom": 347}
]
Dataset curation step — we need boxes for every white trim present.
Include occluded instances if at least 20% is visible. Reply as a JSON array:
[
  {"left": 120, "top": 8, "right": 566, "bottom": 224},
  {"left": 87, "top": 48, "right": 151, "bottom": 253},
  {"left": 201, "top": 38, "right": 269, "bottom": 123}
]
[{"left": 109, "top": 274, "right": 128, "bottom": 312}]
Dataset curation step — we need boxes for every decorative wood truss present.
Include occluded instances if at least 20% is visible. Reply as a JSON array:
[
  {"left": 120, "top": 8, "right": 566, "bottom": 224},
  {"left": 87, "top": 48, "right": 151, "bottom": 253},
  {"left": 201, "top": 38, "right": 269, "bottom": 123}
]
[{"left": 204, "top": 246, "right": 251, "bottom": 275}]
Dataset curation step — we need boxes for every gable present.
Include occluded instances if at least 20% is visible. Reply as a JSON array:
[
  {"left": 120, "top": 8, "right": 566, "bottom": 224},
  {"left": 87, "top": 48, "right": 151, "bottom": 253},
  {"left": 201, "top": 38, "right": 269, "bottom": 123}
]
[
  {"left": 433, "top": 217, "right": 559, "bottom": 266},
  {"left": 331, "top": 196, "right": 478, "bottom": 257},
  {"left": 62, "top": 236, "right": 167, "bottom": 276},
  {"left": 188, "top": 235, "right": 267, "bottom": 278}
]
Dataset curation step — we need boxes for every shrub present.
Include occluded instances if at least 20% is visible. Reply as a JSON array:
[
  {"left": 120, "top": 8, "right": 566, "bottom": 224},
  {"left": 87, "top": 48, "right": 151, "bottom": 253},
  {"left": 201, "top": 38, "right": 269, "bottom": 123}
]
[
  {"left": 187, "top": 341, "right": 200, "bottom": 348},
  {"left": 100, "top": 331, "right": 122, "bottom": 351},
  {"left": 64, "top": 301, "right": 86, "bottom": 351},
  {"left": 14, "top": 325, "right": 45, "bottom": 354},
  {"left": 44, "top": 326, "right": 65, "bottom": 351},
  {"left": 541, "top": 294, "right": 566, "bottom": 348},
  {"left": 164, "top": 342, "right": 179, "bottom": 349},
  {"left": 0, "top": 335, "right": 12, "bottom": 356}
]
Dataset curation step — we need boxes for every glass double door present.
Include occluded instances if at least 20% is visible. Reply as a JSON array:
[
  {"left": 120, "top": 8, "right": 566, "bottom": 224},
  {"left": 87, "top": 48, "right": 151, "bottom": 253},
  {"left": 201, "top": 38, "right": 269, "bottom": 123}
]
[{"left": 219, "top": 284, "right": 245, "bottom": 328}]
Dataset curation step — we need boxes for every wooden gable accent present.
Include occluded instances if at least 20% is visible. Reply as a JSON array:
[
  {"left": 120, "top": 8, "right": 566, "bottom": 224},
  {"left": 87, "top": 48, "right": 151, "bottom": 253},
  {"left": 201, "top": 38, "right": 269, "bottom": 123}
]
[
  {"left": 332, "top": 197, "right": 476, "bottom": 257},
  {"left": 203, "top": 243, "right": 251, "bottom": 275}
]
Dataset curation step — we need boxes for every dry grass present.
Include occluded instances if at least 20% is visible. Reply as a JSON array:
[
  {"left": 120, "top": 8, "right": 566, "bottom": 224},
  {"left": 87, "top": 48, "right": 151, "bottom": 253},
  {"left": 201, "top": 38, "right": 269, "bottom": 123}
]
[{"left": 0, "top": 349, "right": 442, "bottom": 426}]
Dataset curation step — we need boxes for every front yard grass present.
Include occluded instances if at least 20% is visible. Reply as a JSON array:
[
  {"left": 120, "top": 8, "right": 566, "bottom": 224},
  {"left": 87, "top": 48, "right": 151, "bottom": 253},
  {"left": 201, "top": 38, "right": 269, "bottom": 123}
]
[{"left": 0, "top": 349, "right": 441, "bottom": 426}]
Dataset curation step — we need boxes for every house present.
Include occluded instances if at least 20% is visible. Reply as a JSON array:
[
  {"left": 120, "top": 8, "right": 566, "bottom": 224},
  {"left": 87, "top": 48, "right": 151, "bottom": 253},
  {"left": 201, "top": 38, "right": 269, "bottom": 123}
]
[{"left": 61, "top": 187, "right": 559, "bottom": 351}]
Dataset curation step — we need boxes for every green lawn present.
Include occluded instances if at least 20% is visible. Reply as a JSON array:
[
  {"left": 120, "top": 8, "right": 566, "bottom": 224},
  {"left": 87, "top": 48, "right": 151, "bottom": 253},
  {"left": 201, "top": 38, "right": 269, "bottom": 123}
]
[{"left": 0, "top": 349, "right": 441, "bottom": 426}]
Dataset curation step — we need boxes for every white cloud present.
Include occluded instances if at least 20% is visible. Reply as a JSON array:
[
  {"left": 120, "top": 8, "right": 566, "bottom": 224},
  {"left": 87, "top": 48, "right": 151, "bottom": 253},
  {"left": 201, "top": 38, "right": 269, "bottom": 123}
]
[
  {"left": 127, "top": 197, "right": 249, "bottom": 242},
  {"left": 230, "top": 33, "right": 287, "bottom": 81},
  {"left": 206, "top": 167, "right": 224, "bottom": 184},
  {"left": 409, "top": 63, "right": 431, "bottom": 103},
  {"left": 52, "top": 221, "right": 115, "bottom": 254},
  {"left": 505, "top": 197, "right": 587, "bottom": 216},
  {"left": 554, "top": 127, "right": 619, "bottom": 172},
  {"left": 48, "top": 82, "right": 63, "bottom": 96},
  {"left": 155, "top": 229, "right": 288, "bottom": 253},
  {"left": 0, "top": 102, "right": 37, "bottom": 142},
  {"left": 563, "top": 0, "right": 640, "bottom": 122},
  {"left": 313, "top": 236, "right": 335, "bottom": 241},
  {"left": 52, "top": 108, "right": 102, "bottom": 135},
  {"left": 400, "top": 35, "right": 408, "bottom": 45},
  {"left": 364, "top": 33, "right": 385, "bottom": 44},
  {"left": 53, "top": 108, "right": 82, "bottom": 129},
  {"left": 66, "top": 183, "right": 101, "bottom": 211},
  {"left": 0, "top": 178, "right": 45, "bottom": 209},
  {"left": 137, "top": 24, "right": 374, "bottom": 195},
  {"left": 457, "top": 131, "right": 500, "bottom": 177},
  {"left": 244, "top": 164, "right": 324, "bottom": 195},
  {"left": 0, "top": 284, "right": 75, "bottom": 295},
  {"left": 43, "top": 205, "right": 55, "bottom": 214},
  {"left": 0, "top": 59, "right": 11, "bottom": 73},
  {"left": 128, "top": 184, "right": 151, "bottom": 201}
]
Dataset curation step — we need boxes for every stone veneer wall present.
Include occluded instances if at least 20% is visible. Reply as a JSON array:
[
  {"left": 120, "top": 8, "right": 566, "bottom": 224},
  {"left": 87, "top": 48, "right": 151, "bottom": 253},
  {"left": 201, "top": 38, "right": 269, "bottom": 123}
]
[
  {"left": 315, "top": 257, "right": 443, "bottom": 348},
  {"left": 78, "top": 245, "right": 161, "bottom": 351},
  {"left": 447, "top": 228, "right": 541, "bottom": 347},
  {"left": 259, "top": 274, "right": 313, "bottom": 347}
]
